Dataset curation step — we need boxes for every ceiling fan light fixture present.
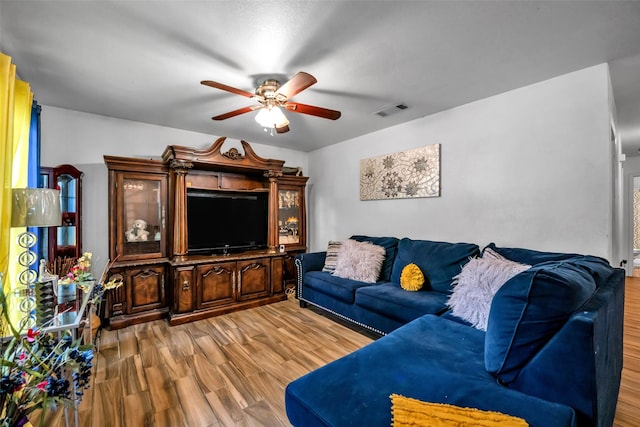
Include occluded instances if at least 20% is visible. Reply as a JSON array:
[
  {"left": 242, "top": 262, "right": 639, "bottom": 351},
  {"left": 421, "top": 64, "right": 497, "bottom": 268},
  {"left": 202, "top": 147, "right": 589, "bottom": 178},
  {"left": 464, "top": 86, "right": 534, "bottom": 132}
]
[
  {"left": 203, "top": 71, "right": 339, "bottom": 133},
  {"left": 271, "top": 106, "right": 289, "bottom": 127},
  {"left": 255, "top": 106, "right": 289, "bottom": 128}
]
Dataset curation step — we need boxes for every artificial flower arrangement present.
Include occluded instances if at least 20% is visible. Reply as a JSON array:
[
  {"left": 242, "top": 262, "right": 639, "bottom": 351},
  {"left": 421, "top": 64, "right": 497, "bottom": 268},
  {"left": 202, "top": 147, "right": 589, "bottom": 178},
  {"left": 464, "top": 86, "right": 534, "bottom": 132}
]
[
  {"left": 58, "top": 252, "right": 93, "bottom": 286},
  {"left": 57, "top": 253, "right": 123, "bottom": 306},
  {"left": 0, "top": 278, "right": 93, "bottom": 427}
]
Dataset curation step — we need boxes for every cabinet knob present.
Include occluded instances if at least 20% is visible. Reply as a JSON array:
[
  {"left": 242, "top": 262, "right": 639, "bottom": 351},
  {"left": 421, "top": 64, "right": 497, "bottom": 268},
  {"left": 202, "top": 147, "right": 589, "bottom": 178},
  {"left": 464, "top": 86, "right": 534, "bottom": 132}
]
[{"left": 182, "top": 281, "right": 190, "bottom": 291}]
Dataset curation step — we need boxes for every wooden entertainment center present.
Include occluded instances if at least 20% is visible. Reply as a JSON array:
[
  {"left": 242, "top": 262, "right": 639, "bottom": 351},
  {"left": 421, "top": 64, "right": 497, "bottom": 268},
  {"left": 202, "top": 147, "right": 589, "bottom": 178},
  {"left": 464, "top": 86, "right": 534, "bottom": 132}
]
[{"left": 104, "top": 138, "right": 307, "bottom": 328}]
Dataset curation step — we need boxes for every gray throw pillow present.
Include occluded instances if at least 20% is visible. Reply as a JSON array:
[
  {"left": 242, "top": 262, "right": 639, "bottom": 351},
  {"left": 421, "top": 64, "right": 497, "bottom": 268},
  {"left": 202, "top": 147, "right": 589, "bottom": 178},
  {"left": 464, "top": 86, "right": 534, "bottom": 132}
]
[{"left": 332, "top": 239, "right": 386, "bottom": 283}]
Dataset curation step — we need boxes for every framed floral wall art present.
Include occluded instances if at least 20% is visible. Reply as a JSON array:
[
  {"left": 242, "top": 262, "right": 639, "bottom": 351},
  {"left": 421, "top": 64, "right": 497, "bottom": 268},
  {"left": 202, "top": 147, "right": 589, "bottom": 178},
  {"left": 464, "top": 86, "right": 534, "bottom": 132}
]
[{"left": 360, "top": 144, "right": 440, "bottom": 200}]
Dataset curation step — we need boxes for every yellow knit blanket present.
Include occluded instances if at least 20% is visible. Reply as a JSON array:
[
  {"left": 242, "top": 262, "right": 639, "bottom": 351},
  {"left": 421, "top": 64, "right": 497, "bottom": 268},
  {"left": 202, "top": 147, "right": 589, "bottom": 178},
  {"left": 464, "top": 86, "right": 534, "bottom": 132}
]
[{"left": 390, "top": 394, "right": 529, "bottom": 427}]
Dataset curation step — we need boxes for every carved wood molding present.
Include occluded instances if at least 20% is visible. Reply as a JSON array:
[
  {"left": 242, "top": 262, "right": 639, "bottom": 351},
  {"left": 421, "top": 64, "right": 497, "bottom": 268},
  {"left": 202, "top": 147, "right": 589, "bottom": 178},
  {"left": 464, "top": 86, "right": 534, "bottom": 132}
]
[
  {"left": 104, "top": 155, "right": 168, "bottom": 174},
  {"left": 222, "top": 147, "right": 243, "bottom": 160},
  {"left": 169, "top": 159, "right": 194, "bottom": 170},
  {"left": 162, "top": 137, "right": 285, "bottom": 174}
]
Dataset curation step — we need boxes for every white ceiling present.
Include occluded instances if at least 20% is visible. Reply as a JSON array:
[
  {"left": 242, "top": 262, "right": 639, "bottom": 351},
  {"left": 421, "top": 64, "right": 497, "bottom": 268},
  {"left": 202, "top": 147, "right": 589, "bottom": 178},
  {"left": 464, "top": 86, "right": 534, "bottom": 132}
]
[{"left": 2, "top": 1, "right": 640, "bottom": 154}]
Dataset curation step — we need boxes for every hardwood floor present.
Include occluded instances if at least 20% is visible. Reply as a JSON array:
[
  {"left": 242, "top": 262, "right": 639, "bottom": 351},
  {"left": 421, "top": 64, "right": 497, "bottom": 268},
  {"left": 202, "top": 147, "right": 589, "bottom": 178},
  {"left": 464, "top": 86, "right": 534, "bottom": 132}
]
[
  {"left": 614, "top": 276, "right": 640, "bottom": 427},
  {"left": 70, "top": 279, "right": 640, "bottom": 427},
  {"left": 76, "top": 297, "right": 374, "bottom": 426}
]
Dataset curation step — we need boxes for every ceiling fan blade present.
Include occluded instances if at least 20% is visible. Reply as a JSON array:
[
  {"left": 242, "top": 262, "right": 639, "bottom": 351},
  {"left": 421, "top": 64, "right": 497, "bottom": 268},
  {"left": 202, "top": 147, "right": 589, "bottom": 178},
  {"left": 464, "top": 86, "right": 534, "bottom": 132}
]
[
  {"left": 284, "top": 102, "right": 341, "bottom": 120},
  {"left": 212, "top": 105, "right": 261, "bottom": 121},
  {"left": 201, "top": 80, "right": 255, "bottom": 98},
  {"left": 275, "top": 72, "right": 317, "bottom": 100},
  {"left": 276, "top": 124, "right": 290, "bottom": 134}
]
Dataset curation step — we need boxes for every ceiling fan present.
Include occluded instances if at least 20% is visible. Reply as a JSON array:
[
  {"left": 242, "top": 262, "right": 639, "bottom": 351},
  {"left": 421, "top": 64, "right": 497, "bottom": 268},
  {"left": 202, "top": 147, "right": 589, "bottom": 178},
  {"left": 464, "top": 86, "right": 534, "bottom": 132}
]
[{"left": 201, "top": 71, "right": 341, "bottom": 134}]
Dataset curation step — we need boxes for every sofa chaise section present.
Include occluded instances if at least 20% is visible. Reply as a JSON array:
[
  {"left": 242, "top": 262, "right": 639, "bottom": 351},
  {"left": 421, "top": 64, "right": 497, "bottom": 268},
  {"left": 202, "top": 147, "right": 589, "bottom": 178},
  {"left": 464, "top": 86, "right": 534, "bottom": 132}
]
[{"left": 285, "top": 314, "right": 577, "bottom": 427}]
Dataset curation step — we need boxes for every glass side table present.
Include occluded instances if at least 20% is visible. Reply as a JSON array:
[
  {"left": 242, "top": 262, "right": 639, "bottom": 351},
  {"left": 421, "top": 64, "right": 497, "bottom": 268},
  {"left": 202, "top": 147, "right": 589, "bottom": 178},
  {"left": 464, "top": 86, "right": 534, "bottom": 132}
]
[{"left": 44, "top": 280, "right": 95, "bottom": 341}]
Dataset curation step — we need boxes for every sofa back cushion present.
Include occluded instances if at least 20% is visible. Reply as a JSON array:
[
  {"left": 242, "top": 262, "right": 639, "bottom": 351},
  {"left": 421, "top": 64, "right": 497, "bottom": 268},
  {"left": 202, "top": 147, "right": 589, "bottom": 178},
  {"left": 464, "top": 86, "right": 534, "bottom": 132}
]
[
  {"left": 485, "top": 260, "right": 597, "bottom": 384},
  {"left": 390, "top": 238, "right": 480, "bottom": 293},
  {"left": 483, "top": 243, "right": 580, "bottom": 266},
  {"left": 351, "top": 235, "right": 399, "bottom": 282}
]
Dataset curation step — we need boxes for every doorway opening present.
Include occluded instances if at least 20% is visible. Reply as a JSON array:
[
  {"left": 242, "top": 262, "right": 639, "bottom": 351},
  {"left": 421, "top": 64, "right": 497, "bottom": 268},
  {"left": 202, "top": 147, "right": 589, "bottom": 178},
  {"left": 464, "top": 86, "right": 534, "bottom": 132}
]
[{"left": 632, "top": 176, "right": 640, "bottom": 277}]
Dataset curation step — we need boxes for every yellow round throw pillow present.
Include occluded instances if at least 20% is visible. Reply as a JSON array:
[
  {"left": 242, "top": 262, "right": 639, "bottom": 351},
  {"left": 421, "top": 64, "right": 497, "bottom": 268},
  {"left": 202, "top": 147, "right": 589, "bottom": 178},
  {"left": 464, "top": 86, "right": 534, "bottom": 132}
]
[{"left": 400, "top": 263, "right": 424, "bottom": 291}]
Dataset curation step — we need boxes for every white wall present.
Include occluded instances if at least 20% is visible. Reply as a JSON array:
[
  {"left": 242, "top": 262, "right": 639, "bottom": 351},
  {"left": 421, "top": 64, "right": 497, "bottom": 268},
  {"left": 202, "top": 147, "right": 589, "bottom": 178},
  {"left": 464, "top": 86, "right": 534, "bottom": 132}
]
[
  {"left": 609, "top": 71, "right": 625, "bottom": 271},
  {"left": 307, "top": 64, "right": 614, "bottom": 260},
  {"left": 40, "top": 107, "right": 309, "bottom": 269}
]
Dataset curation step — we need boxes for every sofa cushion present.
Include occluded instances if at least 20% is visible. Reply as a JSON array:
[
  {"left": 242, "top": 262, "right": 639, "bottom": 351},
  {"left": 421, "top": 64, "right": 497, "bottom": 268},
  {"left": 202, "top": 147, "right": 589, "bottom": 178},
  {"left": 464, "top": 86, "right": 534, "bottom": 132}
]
[
  {"left": 355, "top": 282, "right": 449, "bottom": 323},
  {"left": 305, "top": 271, "right": 374, "bottom": 304},
  {"left": 485, "top": 260, "right": 597, "bottom": 384},
  {"left": 321, "top": 240, "right": 342, "bottom": 273},
  {"left": 447, "top": 254, "right": 530, "bottom": 331},
  {"left": 484, "top": 243, "right": 580, "bottom": 266},
  {"left": 351, "top": 235, "right": 399, "bottom": 281},
  {"left": 333, "top": 239, "right": 386, "bottom": 283},
  {"left": 390, "top": 238, "right": 480, "bottom": 293},
  {"left": 563, "top": 255, "right": 615, "bottom": 287}
]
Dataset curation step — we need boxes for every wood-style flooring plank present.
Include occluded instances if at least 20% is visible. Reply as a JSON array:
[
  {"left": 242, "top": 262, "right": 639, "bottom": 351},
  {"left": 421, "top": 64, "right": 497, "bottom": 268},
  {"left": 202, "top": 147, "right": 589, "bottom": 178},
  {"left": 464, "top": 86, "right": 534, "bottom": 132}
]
[
  {"left": 174, "top": 375, "right": 220, "bottom": 426},
  {"left": 91, "top": 378, "right": 123, "bottom": 427},
  {"left": 144, "top": 365, "right": 180, "bottom": 414},
  {"left": 122, "top": 390, "right": 155, "bottom": 426}
]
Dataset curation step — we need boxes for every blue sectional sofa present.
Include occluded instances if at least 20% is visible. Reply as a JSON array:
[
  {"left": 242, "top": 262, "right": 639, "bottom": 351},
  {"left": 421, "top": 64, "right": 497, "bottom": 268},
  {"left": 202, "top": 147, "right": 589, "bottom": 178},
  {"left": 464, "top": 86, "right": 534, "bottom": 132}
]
[{"left": 287, "top": 237, "right": 625, "bottom": 427}]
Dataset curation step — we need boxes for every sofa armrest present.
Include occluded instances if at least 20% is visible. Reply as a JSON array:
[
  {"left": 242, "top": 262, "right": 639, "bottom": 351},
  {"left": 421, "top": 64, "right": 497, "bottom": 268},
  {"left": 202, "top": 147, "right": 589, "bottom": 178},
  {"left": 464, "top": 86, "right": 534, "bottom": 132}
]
[
  {"left": 295, "top": 251, "right": 327, "bottom": 273},
  {"left": 295, "top": 252, "right": 326, "bottom": 302},
  {"left": 510, "top": 268, "right": 624, "bottom": 427}
]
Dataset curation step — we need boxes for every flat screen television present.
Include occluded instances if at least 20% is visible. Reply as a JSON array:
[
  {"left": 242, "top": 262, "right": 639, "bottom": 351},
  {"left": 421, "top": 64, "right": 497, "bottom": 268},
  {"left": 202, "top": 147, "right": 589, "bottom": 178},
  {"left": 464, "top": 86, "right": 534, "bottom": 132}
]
[{"left": 187, "top": 189, "right": 269, "bottom": 254}]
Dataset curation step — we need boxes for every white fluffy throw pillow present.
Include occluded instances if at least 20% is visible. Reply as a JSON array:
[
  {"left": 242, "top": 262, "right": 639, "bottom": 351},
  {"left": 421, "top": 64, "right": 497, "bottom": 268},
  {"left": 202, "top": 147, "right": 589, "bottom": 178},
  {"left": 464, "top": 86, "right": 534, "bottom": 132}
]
[
  {"left": 447, "top": 255, "right": 530, "bottom": 331},
  {"left": 333, "top": 239, "right": 386, "bottom": 283}
]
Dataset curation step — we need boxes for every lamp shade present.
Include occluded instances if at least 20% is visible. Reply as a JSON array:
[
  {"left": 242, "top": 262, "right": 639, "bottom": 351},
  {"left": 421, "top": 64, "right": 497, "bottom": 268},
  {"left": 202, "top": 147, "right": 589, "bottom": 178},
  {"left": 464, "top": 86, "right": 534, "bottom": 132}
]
[
  {"left": 255, "top": 108, "right": 273, "bottom": 127},
  {"left": 255, "top": 106, "right": 289, "bottom": 128},
  {"left": 11, "top": 188, "right": 62, "bottom": 227}
]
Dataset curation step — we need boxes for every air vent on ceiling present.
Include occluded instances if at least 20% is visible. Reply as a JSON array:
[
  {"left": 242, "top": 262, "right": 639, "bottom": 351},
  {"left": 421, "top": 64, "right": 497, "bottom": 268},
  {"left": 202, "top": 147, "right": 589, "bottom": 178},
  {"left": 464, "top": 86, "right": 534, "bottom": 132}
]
[{"left": 374, "top": 103, "right": 409, "bottom": 117}]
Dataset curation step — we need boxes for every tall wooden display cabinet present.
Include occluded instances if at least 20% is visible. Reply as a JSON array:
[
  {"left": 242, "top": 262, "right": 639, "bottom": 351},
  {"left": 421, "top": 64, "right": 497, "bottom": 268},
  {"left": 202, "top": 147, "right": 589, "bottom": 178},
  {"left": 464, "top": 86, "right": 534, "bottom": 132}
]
[{"left": 104, "top": 138, "right": 307, "bottom": 328}]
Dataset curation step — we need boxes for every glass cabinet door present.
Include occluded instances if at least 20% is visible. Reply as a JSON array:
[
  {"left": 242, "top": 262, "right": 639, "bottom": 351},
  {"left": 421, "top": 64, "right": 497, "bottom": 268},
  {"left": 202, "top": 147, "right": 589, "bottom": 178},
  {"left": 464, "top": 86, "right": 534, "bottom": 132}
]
[
  {"left": 118, "top": 174, "right": 166, "bottom": 259},
  {"left": 278, "top": 189, "right": 302, "bottom": 246},
  {"left": 57, "top": 173, "right": 78, "bottom": 255},
  {"left": 39, "top": 164, "right": 83, "bottom": 261}
]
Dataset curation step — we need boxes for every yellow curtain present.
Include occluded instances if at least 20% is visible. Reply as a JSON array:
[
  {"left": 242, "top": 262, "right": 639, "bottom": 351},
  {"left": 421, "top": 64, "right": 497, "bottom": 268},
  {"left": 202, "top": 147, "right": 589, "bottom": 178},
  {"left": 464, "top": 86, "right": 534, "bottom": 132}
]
[
  {"left": 9, "top": 80, "right": 33, "bottom": 299},
  {"left": 0, "top": 52, "right": 33, "bottom": 324},
  {"left": 0, "top": 53, "right": 16, "bottom": 292}
]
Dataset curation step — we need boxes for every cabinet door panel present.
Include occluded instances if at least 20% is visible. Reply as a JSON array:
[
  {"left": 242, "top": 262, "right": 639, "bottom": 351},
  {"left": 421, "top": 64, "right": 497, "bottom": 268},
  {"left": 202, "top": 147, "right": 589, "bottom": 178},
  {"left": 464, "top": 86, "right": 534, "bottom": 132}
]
[
  {"left": 126, "top": 265, "right": 166, "bottom": 313},
  {"left": 197, "top": 262, "right": 235, "bottom": 308},
  {"left": 105, "top": 269, "right": 126, "bottom": 317},
  {"left": 237, "top": 259, "right": 270, "bottom": 301},
  {"left": 174, "top": 267, "right": 195, "bottom": 313}
]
